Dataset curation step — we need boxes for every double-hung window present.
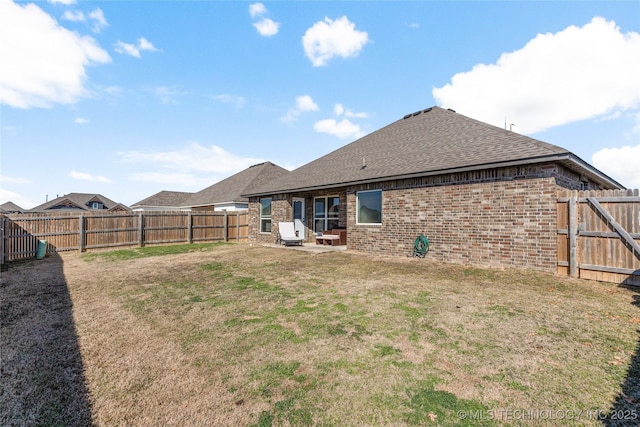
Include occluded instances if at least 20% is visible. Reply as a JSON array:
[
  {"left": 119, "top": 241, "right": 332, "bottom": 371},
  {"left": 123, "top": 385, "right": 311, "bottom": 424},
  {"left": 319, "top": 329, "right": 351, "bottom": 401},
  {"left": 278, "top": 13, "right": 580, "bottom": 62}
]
[
  {"left": 260, "top": 197, "right": 272, "bottom": 233},
  {"left": 356, "top": 190, "right": 382, "bottom": 224},
  {"left": 314, "top": 196, "right": 339, "bottom": 232}
]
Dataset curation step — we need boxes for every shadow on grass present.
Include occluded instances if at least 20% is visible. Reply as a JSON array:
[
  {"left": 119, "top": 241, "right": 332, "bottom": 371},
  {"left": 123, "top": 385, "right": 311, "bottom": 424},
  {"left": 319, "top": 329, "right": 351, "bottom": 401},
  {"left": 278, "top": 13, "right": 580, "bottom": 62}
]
[
  {"left": 0, "top": 253, "right": 94, "bottom": 426},
  {"left": 603, "top": 278, "right": 640, "bottom": 427}
]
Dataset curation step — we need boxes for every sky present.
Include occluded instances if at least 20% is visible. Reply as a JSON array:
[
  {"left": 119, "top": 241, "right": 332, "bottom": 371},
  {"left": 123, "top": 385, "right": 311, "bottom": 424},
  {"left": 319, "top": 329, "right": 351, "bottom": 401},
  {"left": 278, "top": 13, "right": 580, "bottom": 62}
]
[{"left": 1, "top": 0, "right": 639, "bottom": 209}]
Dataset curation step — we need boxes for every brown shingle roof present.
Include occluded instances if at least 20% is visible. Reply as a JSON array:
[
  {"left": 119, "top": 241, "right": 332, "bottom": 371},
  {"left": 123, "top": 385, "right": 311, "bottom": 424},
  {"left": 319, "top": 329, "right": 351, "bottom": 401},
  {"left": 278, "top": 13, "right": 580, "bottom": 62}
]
[
  {"left": 0, "top": 201, "right": 25, "bottom": 213},
  {"left": 131, "top": 191, "right": 195, "bottom": 209},
  {"left": 246, "top": 106, "right": 621, "bottom": 195},
  {"left": 29, "top": 193, "right": 129, "bottom": 212},
  {"left": 183, "top": 162, "right": 289, "bottom": 207}
]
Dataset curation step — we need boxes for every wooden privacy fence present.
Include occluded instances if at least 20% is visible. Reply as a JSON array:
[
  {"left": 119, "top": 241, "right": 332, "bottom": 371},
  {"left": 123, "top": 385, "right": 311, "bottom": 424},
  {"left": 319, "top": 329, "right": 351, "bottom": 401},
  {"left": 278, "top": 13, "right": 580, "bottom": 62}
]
[
  {"left": 1, "top": 210, "right": 248, "bottom": 263},
  {"left": 557, "top": 189, "right": 640, "bottom": 286}
]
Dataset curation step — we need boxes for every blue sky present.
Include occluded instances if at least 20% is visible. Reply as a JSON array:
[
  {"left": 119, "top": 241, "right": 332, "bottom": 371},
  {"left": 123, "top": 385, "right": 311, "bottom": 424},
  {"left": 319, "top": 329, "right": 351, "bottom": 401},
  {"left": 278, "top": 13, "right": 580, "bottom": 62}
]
[{"left": 1, "top": 0, "right": 639, "bottom": 209}]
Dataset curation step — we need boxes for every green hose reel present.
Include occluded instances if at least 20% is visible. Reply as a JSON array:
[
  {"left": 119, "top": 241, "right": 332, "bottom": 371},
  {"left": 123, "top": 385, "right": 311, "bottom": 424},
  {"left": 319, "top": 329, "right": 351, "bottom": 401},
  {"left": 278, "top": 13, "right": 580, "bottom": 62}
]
[{"left": 413, "top": 234, "right": 429, "bottom": 258}]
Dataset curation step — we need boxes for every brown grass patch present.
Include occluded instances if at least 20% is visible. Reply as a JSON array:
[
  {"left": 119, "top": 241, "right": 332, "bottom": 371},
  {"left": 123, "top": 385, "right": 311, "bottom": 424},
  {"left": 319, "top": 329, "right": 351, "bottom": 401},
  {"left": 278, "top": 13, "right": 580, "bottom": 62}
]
[{"left": 2, "top": 243, "right": 639, "bottom": 426}]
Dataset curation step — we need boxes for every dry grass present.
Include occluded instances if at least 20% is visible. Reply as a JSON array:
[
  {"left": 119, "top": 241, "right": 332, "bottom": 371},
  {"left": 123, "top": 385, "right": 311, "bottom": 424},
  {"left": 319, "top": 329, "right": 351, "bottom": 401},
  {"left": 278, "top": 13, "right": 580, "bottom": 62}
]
[{"left": 2, "top": 242, "right": 639, "bottom": 426}]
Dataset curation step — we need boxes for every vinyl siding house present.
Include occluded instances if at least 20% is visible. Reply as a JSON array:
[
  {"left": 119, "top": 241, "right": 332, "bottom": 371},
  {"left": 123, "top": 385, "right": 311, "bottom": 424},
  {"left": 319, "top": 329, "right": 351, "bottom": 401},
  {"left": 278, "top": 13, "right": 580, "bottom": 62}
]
[{"left": 244, "top": 107, "right": 623, "bottom": 273}]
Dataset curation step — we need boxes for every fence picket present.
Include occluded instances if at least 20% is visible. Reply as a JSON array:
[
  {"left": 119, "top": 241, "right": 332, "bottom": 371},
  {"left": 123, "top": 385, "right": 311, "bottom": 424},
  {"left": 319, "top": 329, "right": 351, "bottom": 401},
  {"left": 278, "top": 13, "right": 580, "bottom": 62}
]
[
  {"left": 558, "top": 189, "right": 640, "bottom": 285},
  {"left": 1, "top": 210, "right": 248, "bottom": 262}
]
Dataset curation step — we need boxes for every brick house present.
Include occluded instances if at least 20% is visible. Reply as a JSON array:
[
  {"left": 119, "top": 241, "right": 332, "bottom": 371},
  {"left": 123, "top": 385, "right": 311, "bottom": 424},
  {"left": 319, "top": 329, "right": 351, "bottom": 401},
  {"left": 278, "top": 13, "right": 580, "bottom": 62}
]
[{"left": 244, "top": 107, "right": 623, "bottom": 273}]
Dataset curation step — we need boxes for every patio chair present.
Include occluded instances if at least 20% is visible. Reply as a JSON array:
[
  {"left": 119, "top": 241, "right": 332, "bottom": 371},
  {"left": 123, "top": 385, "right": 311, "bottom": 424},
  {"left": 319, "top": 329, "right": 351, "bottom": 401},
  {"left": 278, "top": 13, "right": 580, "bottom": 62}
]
[{"left": 277, "top": 222, "right": 303, "bottom": 246}]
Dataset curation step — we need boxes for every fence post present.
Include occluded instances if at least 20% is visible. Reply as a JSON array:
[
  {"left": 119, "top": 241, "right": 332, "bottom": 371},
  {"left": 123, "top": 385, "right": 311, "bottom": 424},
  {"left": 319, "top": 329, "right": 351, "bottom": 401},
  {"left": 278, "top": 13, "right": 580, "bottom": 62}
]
[
  {"left": 1, "top": 216, "right": 6, "bottom": 266},
  {"left": 138, "top": 212, "right": 144, "bottom": 247},
  {"left": 568, "top": 195, "right": 578, "bottom": 278},
  {"left": 187, "top": 212, "right": 193, "bottom": 244},
  {"left": 224, "top": 211, "right": 228, "bottom": 242},
  {"left": 78, "top": 214, "right": 85, "bottom": 253},
  {"left": 236, "top": 212, "right": 240, "bottom": 242}
]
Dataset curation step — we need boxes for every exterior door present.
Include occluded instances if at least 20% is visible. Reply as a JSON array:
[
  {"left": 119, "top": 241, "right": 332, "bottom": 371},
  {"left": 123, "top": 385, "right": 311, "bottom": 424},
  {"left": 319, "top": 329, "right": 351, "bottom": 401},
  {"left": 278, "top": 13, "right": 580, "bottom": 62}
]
[{"left": 292, "top": 197, "right": 306, "bottom": 239}]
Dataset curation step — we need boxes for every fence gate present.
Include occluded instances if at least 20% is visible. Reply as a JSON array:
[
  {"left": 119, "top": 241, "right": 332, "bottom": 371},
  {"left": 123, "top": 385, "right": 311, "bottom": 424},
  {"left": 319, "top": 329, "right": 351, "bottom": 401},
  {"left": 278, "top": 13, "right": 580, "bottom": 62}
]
[{"left": 557, "top": 189, "right": 640, "bottom": 286}]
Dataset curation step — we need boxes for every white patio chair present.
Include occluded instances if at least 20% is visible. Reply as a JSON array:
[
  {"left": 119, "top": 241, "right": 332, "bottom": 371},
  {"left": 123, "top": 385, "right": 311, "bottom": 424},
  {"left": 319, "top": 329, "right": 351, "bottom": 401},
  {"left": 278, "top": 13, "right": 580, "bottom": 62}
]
[{"left": 277, "top": 222, "right": 303, "bottom": 246}]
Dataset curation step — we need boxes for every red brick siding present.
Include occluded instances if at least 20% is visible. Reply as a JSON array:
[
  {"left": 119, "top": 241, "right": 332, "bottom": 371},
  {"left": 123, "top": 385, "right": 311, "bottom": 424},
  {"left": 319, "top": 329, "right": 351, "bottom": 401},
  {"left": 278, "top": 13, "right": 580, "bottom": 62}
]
[
  {"left": 248, "top": 162, "right": 603, "bottom": 272},
  {"left": 347, "top": 177, "right": 559, "bottom": 272}
]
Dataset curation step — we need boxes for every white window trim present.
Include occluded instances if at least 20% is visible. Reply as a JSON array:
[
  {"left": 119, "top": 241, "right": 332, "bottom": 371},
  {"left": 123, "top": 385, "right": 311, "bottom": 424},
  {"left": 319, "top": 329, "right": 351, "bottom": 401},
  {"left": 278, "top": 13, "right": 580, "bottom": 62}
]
[{"left": 356, "top": 189, "right": 382, "bottom": 225}]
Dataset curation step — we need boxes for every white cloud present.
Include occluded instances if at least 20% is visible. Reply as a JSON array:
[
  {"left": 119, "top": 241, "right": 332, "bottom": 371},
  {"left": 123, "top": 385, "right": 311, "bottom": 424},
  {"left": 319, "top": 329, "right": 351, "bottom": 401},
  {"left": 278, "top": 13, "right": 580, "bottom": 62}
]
[
  {"left": 314, "top": 103, "right": 367, "bottom": 139},
  {"left": 88, "top": 8, "right": 107, "bottom": 33},
  {"left": 0, "top": 188, "right": 35, "bottom": 209},
  {"left": 254, "top": 18, "right": 279, "bottom": 37},
  {"left": 249, "top": 3, "right": 279, "bottom": 37},
  {"left": 70, "top": 170, "right": 111, "bottom": 183},
  {"left": 432, "top": 17, "right": 640, "bottom": 135},
  {"left": 48, "top": 0, "right": 76, "bottom": 5},
  {"left": 75, "top": 117, "right": 89, "bottom": 124},
  {"left": 115, "top": 37, "right": 160, "bottom": 58},
  {"left": 302, "top": 16, "right": 369, "bottom": 67},
  {"left": 152, "top": 86, "right": 187, "bottom": 105},
  {"left": 214, "top": 94, "right": 247, "bottom": 109},
  {"left": 62, "top": 10, "right": 84, "bottom": 22},
  {"left": 334, "top": 103, "right": 367, "bottom": 119},
  {"left": 592, "top": 145, "right": 640, "bottom": 189},
  {"left": 296, "top": 95, "right": 319, "bottom": 112},
  {"left": 0, "top": 0, "right": 111, "bottom": 109},
  {"left": 314, "top": 118, "right": 365, "bottom": 140},
  {"left": 249, "top": 3, "right": 266, "bottom": 19},
  {"left": 1, "top": 175, "right": 32, "bottom": 185},
  {"left": 127, "top": 172, "right": 210, "bottom": 188},
  {"left": 281, "top": 95, "right": 319, "bottom": 123},
  {"left": 118, "top": 141, "right": 265, "bottom": 176},
  {"left": 61, "top": 8, "right": 107, "bottom": 33}
]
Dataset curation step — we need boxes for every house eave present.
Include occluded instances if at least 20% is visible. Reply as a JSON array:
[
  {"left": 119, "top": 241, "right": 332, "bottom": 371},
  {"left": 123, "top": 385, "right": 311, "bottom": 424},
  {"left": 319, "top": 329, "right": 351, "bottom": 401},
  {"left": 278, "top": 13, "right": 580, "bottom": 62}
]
[
  {"left": 243, "top": 154, "right": 624, "bottom": 197},
  {"left": 187, "top": 200, "right": 248, "bottom": 209}
]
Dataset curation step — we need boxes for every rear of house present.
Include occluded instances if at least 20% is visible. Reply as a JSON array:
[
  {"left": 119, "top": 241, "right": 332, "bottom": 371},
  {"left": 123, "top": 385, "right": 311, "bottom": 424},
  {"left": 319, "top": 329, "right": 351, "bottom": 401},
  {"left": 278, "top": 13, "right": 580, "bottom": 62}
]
[{"left": 244, "top": 107, "right": 623, "bottom": 273}]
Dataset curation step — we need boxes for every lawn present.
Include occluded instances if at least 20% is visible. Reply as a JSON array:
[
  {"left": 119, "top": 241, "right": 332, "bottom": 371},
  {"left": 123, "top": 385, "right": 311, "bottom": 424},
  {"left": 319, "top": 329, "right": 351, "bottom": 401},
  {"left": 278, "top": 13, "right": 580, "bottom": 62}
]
[{"left": 1, "top": 242, "right": 639, "bottom": 426}]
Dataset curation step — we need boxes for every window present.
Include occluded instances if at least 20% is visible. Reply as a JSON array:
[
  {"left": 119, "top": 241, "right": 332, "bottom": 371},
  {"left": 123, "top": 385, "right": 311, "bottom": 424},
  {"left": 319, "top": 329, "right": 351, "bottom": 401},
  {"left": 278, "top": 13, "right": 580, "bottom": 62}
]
[
  {"left": 260, "top": 198, "right": 272, "bottom": 233},
  {"left": 357, "top": 190, "right": 382, "bottom": 224},
  {"left": 314, "top": 196, "right": 340, "bottom": 232}
]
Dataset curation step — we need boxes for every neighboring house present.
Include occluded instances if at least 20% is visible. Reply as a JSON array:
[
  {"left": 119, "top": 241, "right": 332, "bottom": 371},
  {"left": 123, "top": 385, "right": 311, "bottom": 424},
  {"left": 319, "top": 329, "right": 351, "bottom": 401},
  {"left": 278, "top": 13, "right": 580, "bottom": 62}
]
[
  {"left": 30, "top": 193, "right": 130, "bottom": 212},
  {"left": 181, "top": 162, "right": 290, "bottom": 211},
  {"left": 244, "top": 106, "right": 623, "bottom": 273},
  {"left": 130, "top": 191, "right": 195, "bottom": 211},
  {"left": 0, "top": 202, "right": 25, "bottom": 214}
]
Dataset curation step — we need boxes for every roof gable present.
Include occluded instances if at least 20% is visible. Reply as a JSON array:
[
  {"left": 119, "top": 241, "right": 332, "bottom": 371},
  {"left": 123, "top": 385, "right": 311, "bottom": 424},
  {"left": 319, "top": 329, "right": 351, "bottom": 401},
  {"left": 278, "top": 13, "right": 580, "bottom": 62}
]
[
  {"left": 30, "top": 193, "right": 129, "bottom": 212},
  {"left": 131, "top": 191, "right": 195, "bottom": 208},
  {"left": 246, "top": 106, "right": 619, "bottom": 195},
  {"left": 0, "top": 201, "right": 25, "bottom": 213},
  {"left": 183, "top": 162, "right": 289, "bottom": 207}
]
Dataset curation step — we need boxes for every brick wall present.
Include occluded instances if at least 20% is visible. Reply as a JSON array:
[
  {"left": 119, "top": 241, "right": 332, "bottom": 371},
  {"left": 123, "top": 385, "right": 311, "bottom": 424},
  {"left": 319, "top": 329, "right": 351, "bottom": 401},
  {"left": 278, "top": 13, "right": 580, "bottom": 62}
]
[
  {"left": 347, "top": 177, "right": 559, "bottom": 272},
  {"left": 248, "top": 162, "right": 602, "bottom": 273},
  {"left": 247, "top": 195, "right": 290, "bottom": 244}
]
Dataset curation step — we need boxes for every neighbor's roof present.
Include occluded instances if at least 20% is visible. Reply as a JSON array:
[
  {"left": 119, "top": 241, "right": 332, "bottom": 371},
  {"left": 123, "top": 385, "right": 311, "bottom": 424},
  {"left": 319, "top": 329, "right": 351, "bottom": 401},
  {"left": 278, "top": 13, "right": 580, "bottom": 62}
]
[
  {"left": 131, "top": 190, "right": 195, "bottom": 208},
  {"left": 30, "top": 193, "right": 129, "bottom": 212},
  {"left": 0, "top": 201, "right": 25, "bottom": 213},
  {"left": 245, "top": 106, "right": 622, "bottom": 196},
  {"left": 183, "top": 162, "right": 290, "bottom": 208}
]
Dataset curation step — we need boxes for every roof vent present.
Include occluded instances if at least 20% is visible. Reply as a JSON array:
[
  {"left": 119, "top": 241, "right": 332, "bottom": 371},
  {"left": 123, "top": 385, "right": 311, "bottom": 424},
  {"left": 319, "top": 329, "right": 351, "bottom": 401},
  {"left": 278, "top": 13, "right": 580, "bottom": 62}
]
[
  {"left": 412, "top": 110, "right": 422, "bottom": 117},
  {"left": 423, "top": 108, "right": 432, "bottom": 113},
  {"left": 403, "top": 114, "right": 412, "bottom": 119},
  {"left": 447, "top": 108, "right": 456, "bottom": 113}
]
